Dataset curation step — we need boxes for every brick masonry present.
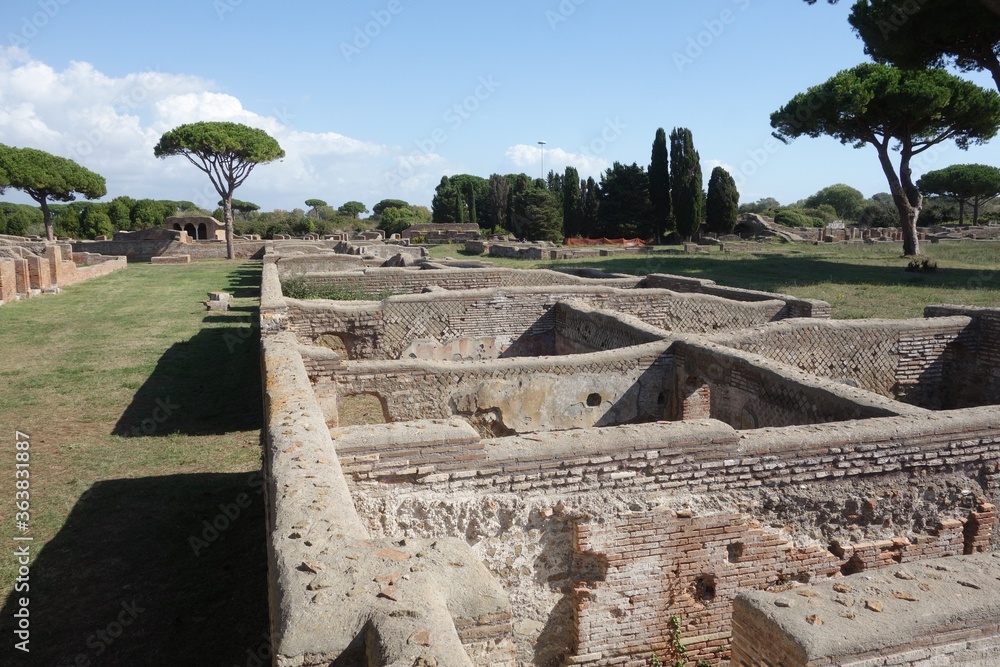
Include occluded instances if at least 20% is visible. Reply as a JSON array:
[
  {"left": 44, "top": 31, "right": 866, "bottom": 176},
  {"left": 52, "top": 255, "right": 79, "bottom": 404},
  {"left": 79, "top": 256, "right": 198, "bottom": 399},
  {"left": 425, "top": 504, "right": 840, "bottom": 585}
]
[{"left": 259, "top": 253, "right": 1000, "bottom": 667}]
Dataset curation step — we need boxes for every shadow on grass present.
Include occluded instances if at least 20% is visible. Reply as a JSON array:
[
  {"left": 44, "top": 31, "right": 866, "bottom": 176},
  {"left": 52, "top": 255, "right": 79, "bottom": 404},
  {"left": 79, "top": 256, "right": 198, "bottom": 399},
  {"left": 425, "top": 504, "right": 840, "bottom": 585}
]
[
  {"left": 225, "top": 264, "right": 263, "bottom": 300},
  {"left": 547, "top": 254, "right": 1000, "bottom": 294},
  {"left": 113, "top": 319, "right": 261, "bottom": 437},
  {"left": 0, "top": 472, "right": 268, "bottom": 666}
]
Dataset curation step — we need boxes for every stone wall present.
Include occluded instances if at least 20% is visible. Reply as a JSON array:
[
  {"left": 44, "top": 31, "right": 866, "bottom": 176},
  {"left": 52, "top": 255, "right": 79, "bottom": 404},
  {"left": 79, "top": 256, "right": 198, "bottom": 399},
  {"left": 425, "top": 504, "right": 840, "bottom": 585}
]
[
  {"left": 642, "top": 272, "right": 831, "bottom": 318},
  {"left": 0, "top": 244, "right": 126, "bottom": 305},
  {"left": 730, "top": 554, "right": 1000, "bottom": 667},
  {"left": 261, "top": 333, "right": 517, "bottom": 667},
  {"left": 259, "top": 250, "right": 1000, "bottom": 667}
]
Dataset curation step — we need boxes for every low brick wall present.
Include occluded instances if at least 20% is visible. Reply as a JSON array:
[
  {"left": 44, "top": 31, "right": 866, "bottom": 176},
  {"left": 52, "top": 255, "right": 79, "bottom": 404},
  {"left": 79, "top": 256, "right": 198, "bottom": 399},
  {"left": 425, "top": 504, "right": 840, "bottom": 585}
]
[
  {"left": 642, "top": 273, "right": 830, "bottom": 318},
  {"left": 150, "top": 255, "right": 190, "bottom": 264},
  {"left": 0, "top": 258, "right": 16, "bottom": 304},
  {"left": 72, "top": 238, "right": 266, "bottom": 262}
]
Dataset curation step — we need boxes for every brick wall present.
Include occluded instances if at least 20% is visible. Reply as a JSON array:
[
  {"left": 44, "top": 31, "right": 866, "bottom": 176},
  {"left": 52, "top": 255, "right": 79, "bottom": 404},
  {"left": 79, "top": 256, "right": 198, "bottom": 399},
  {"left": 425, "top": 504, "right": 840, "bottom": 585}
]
[
  {"left": 641, "top": 273, "right": 830, "bottom": 319},
  {"left": 554, "top": 302, "right": 666, "bottom": 354},
  {"left": 286, "top": 287, "right": 789, "bottom": 361},
  {"left": 672, "top": 340, "right": 921, "bottom": 428},
  {"left": 927, "top": 305, "right": 1000, "bottom": 407},
  {"left": 71, "top": 238, "right": 266, "bottom": 261},
  {"left": 349, "top": 412, "right": 1000, "bottom": 666},
  {"left": 0, "top": 258, "right": 16, "bottom": 303},
  {"left": 711, "top": 317, "right": 976, "bottom": 408},
  {"left": 306, "top": 344, "right": 674, "bottom": 433}
]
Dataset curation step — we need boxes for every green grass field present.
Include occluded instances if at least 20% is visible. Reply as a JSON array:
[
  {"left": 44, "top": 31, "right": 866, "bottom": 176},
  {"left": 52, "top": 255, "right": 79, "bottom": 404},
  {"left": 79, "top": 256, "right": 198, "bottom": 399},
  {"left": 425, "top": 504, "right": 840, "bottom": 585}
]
[
  {"left": 0, "top": 260, "right": 267, "bottom": 666},
  {"left": 429, "top": 240, "right": 1000, "bottom": 319}
]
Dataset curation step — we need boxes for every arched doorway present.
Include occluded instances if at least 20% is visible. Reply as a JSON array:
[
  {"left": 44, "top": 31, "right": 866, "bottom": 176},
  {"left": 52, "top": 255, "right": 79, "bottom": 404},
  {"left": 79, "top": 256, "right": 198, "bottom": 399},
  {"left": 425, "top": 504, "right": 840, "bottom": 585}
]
[
  {"left": 184, "top": 223, "right": 197, "bottom": 239},
  {"left": 198, "top": 223, "right": 208, "bottom": 240}
]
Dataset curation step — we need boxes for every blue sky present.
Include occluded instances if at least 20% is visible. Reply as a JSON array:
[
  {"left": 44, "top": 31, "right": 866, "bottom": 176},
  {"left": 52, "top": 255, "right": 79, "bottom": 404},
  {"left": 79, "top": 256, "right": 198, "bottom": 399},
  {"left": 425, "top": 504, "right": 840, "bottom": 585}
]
[{"left": 2, "top": 0, "right": 998, "bottom": 213}]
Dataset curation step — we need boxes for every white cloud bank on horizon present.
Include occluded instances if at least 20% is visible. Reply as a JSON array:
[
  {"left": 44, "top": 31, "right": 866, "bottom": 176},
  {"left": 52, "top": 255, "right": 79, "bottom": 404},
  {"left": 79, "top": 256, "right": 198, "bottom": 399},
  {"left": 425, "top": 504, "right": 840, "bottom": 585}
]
[{"left": 0, "top": 47, "right": 451, "bottom": 210}]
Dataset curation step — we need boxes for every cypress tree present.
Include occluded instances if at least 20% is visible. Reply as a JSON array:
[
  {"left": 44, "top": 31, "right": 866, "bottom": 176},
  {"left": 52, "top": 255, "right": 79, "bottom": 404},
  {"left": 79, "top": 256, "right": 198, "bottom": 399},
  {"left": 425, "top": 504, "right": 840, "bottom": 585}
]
[
  {"left": 649, "top": 127, "right": 672, "bottom": 242},
  {"left": 468, "top": 182, "right": 477, "bottom": 226},
  {"left": 706, "top": 166, "right": 740, "bottom": 234},
  {"left": 454, "top": 188, "right": 465, "bottom": 223},
  {"left": 582, "top": 176, "right": 600, "bottom": 237},
  {"left": 670, "top": 127, "right": 703, "bottom": 241},
  {"left": 562, "top": 166, "right": 582, "bottom": 238}
]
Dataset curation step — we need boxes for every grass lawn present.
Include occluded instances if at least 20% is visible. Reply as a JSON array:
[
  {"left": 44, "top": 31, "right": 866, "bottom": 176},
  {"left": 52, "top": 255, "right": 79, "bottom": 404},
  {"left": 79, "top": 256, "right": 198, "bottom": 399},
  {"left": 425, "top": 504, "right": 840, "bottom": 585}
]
[
  {"left": 428, "top": 240, "right": 1000, "bottom": 319},
  {"left": 0, "top": 260, "right": 267, "bottom": 666}
]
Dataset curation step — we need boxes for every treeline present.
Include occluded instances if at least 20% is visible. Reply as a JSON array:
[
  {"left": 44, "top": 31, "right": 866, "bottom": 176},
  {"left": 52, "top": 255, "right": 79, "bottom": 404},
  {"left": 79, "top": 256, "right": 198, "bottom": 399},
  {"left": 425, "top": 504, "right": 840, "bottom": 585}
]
[
  {"left": 740, "top": 179, "right": 1000, "bottom": 229},
  {"left": 430, "top": 128, "right": 740, "bottom": 243},
  {"left": 0, "top": 197, "right": 198, "bottom": 238},
  {"left": 0, "top": 195, "right": 408, "bottom": 240}
]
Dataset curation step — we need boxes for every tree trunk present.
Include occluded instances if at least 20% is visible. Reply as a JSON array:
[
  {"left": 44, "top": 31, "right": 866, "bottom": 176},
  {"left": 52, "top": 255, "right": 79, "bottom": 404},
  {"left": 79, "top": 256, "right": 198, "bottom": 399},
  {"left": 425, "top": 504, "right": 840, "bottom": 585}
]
[
  {"left": 958, "top": 199, "right": 966, "bottom": 225},
  {"left": 223, "top": 196, "right": 235, "bottom": 260},
  {"left": 39, "top": 199, "right": 54, "bottom": 242},
  {"left": 875, "top": 142, "right": 921, "bottom": 256},
  {"left": 973, "top": 198, "right": 981, "bottom": 226}
]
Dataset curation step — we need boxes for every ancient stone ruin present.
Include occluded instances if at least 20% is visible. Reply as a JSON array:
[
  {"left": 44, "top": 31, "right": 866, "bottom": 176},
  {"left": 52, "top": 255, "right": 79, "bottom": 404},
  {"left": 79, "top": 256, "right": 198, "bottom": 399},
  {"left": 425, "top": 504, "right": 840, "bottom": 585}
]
[
  {"left": 0, "top": 234, "right": 126, "bottom": 306},
  {"left": 258, "top": 245, "right": 1000, "bottom": 666}
]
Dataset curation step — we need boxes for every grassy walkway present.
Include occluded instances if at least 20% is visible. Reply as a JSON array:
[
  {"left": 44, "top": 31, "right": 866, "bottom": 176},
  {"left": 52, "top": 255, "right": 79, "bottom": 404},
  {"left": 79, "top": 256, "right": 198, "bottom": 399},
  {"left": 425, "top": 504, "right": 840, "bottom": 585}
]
[{"left": 0, "top": 260, "right": 267, "bottom": 665}]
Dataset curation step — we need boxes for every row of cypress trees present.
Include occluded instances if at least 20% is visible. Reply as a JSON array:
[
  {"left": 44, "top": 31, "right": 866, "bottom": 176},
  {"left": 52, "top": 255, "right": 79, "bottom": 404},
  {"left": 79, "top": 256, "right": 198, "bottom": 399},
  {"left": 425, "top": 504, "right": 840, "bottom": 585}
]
[{"left": 429, "top": 128, "right": 741, "bottom": 242}]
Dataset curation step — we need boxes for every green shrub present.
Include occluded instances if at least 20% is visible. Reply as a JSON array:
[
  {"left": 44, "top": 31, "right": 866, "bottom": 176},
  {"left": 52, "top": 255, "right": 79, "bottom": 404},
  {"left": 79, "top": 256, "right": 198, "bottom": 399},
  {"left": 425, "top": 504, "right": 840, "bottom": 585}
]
[{"left": 774, "top": 208, "right": 824, "bottom": 228}]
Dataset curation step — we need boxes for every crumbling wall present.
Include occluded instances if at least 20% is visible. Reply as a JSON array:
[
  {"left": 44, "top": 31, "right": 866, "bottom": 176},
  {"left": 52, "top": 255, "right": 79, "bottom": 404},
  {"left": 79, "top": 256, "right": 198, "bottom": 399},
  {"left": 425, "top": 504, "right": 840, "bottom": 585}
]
[
  {"left": 284, "top": 266, "right": 642, "bottom": 296},
  {"left": 672, "top": 339, "right": 924, "bottom": 428},
  {"left": 285, "top": 287, "right": 789, "bottom": 361},
  {"left": 261, "top": 333, "right": 516, "bottom": 667},
  {"left": 349, "top": 412, "right": 1000, "bottom": 666},
  {"left": 641, "top": 272, "right": 830, "bottom": 318},
  {"left": 927, "top": 305, "right": 1000, "bottom": 408},
  {"left": 712, "top": 317, "right": 977, "bottom": 408},
  {"left": 305, "top": 343, "right": 673, "bottom": 434}
]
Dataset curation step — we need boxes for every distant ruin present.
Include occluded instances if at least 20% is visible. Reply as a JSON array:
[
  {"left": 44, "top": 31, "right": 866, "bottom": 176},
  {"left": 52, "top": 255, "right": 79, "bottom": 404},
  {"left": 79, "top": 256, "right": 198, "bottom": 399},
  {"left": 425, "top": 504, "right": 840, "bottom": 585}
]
[
  {"left": 0, "top": 235, "right": 126, "bottom": 306},
  {"left": 258, "top": 244, "right": 1000, "bottom": 666}
]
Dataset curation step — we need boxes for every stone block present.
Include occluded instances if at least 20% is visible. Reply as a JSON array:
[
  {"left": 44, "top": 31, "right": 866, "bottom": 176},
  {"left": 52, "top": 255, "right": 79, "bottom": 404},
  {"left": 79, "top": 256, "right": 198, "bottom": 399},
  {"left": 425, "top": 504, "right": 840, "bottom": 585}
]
[{"left": 150, "top": 255, "right": 191, "bottom": 264}]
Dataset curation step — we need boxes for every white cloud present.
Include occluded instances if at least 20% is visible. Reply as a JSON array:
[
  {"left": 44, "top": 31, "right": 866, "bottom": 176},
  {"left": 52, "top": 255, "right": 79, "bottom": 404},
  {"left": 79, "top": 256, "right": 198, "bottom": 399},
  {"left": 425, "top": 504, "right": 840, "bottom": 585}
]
[
  {"left": 504, "top": 144, "right": 609, "bottom": 179},
  {"left": 0, "top": 47, "right": 441, "bottom": 209}
]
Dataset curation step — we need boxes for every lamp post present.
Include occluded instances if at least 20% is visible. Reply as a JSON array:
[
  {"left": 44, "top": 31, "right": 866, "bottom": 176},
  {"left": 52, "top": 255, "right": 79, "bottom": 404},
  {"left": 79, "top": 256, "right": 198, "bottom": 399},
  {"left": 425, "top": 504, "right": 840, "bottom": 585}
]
[{"left": 537, "top": 140, "right": 547, "bottom": 181}]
